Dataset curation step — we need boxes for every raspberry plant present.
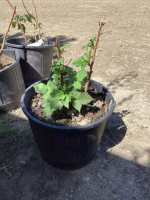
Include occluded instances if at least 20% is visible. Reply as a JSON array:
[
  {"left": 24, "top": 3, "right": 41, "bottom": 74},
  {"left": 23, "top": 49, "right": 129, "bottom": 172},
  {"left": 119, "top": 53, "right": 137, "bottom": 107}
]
[{"left": 34, "top": 22, "right": 104, "bottom": 116}]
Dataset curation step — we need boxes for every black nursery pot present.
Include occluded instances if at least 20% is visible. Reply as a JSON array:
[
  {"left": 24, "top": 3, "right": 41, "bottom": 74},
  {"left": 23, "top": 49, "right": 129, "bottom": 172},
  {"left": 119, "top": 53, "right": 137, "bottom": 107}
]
[
  {"left": 0, "top": 49, "right": 25, "bottom": 112},
  {"left": 5, "top": 38, "right": 54, "bottom": 87},
  {"left": 21, "top": 78, "right": 116, "bottom": 169}
]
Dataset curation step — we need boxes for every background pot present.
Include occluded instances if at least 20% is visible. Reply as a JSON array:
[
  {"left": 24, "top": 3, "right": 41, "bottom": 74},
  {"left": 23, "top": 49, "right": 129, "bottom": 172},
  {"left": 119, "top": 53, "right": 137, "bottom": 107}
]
[
  {"left": 0, "top": 49, "right": 25, "bottom": 112},
  {"left": 5, "top": 38, "right": 54, "bottom": 87},
  {"left": 21, "top": 78, "right": 116, "bottom": 169}
]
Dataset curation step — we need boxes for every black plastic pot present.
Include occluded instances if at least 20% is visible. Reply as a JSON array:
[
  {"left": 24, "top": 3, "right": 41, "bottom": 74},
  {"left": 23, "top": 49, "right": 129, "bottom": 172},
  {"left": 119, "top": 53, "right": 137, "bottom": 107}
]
[
  {"left": 0, "top": 49, "right": 25, "bottom": 112},
  {"left": 5, "top": 38, "right": 54, "bottom": 87},
  {"left": 21, "top": 78, "right": 116, "bottom": 169}
]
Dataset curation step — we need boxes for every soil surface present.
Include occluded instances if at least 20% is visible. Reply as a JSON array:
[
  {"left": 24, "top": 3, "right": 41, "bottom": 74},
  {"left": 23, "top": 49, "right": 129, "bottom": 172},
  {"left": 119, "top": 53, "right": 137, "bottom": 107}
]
[
  {"left": 0, "top": 56, "right": 14, "bottom": 70},
  {"left": 30, "top": 88, "right": 105, "bottom": 126},
  {"left": 0, "top": 0, "right": 150, "bottom": 200}
]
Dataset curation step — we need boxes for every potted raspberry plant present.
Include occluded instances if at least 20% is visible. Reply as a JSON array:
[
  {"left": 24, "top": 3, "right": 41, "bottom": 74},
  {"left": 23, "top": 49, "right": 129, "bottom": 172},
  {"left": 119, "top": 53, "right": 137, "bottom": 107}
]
[
  {"left": 5, "top": 0, "right": 54, "bottom": 87},
  {"left": 0, "top": 7, "right": 25, "bottom": 112},
  {"left": 21, "top": 22, "right": 116, "bottom": 169}
]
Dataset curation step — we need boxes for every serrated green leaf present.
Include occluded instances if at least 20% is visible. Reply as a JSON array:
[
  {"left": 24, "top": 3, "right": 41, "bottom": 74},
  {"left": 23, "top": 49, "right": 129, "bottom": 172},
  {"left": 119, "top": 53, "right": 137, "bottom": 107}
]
[
  {"left": 29, "top": 14, "right": 35, "bottom": 20},
  {"left": 12, "top": 21, "right": 16, "bottom": 28},
  {"left": 71, "top": 99, "right": 82, "bottom": 112},
  {"left": 60, "top": 45, "right": 69, "bottom": 50},
  {"left": 93, "top": 36, "right": 96, "bottom": 42},
  {"left": 48, "top": 98, "right": 63, "bottom": 110},
  {"left": 43, "top": 102, "right": 52, "bottom": 116},
  {"left": 68, "top": 69, "right": 77, "bottom": 81},
  {"left": 76, "top": 70, "right": 88, "bottom": 81},
  {"left": 63, "top": 95, "right": 70, "bottom": 108},
  {"left": 43, "top": 91, "right": 51, "bottom": 100},
  {"left": 73, "top": 81, "right": 82, "bottom": 90},
  {"left": 85, "top": 50, "right": 93, "bottom": 59},
  {"left": 21, "top": 24, "right": 26, "bottom": 33},
  {"left": 80, "top": 93, "right": 93, "bottom": 105},
  {"left": 72, "top": 91, "right": 81, "bottom": 99},
  {"left": 46, "top": 80, "right": 54, "bottom": 92},
  {"left": 52, "top": 50, "right": 57, "bottom": 57},
  {"left": 56, "top": 91, "right": 65, "bottom": 100},
  {"left": 72, "top": 57, "right": 87, "bottom": 68},
  {"left": 82, "top": 45, "right": 88, "bottom": 51},
  {"left": 34, "top": 83, "right": 47, "bottom": 93},
  {"left": 57, "top": 58, "right": 64, "bottom": 65},
  {"left": 52, "top": 74, "right": 61, "bottom": 79}
]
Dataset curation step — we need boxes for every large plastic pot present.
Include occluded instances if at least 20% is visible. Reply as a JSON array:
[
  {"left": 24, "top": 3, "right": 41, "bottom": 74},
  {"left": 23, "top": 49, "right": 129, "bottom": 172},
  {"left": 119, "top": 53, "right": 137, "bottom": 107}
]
[
  {"left": 21, "top": 78, "right": 116, "bottom": 169},
  {"left": 5, "top": 38, "right": 54, "bottom": 87},
  {"left": 0, "top": 49, "right": 25, "bottom": 112}
]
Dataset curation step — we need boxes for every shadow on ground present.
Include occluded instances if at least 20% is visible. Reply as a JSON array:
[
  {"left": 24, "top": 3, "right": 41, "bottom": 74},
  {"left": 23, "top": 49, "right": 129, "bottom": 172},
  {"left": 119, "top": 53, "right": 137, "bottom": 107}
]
[{"left": 0, "top": 109, "right": 150, "bottom": 199}]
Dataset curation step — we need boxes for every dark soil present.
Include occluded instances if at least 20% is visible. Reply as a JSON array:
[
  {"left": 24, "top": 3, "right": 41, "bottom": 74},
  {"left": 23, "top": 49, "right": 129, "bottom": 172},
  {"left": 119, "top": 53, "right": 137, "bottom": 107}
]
[
  {"left": 30, "top": 88, "right": 106, "bottom": 127},
  {"left": 0, "top": 55, "right": 14, "bottom": 70}
]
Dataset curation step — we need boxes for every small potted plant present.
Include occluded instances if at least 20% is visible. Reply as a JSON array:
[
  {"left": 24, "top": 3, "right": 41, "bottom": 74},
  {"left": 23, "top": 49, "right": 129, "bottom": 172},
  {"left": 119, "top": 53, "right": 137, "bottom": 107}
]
[
  {"left": 21, "top": 22, "right": 116, "bottom": 169},
  {"left": 0, "top": 7, "right": 25, "bottom": 112},
  {"left": 5, "top": 0, "right": 54, "bottom": 87}
]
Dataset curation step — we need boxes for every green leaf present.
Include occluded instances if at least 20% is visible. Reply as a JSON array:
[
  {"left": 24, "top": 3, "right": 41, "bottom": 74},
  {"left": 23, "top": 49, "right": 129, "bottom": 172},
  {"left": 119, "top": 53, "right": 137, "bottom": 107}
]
[
  {"left": 52, "top": 48, "right": 57, "bottom": 57},
  {"left": 55, "top": 91, "right": 65, "bottom": 100},
  {"left": 71, "top": 99, "right": 82, "bottom": 112},
  {"left": 43, "top": 91, "right": 51, "bottom": 100},
  {"left": 80, "top": 93, "right": 93, "bottom": 105},
  {"left": 63, "top": 95, "right": 70, "bottom": 108},
  {"left": 18, "top": 24, "right": 21, "bottom": 30},
  {"left": 52, "top": 74, "right": 61, "bottom": 79},
  {"left": 29, "top": 14, "right": 35, "bottom": 20},
  {"left": 38, "top": 23, "right": 42, "bottom": 29},
  {"left": 72, "top": 91, "right": 81, "bottom": 99},
  {"left": 60, "top": 45, "right": 69, "bottom": 50},
  {"left": 72, "top": 57, "right": 87, "bottom": 68},
  {"left": 85, "top": 50, "right": 93, "bottom": 59},
  {"left": 76, "top": 70, "right": 88, "bottom": 81},
  {"left": 82, "top": 45, "right": 88, "bottom": 51},
  {"left": 12, "top": 21, "right": 16, "bottom": 28},
  {"left": 34, "top": 83, "right": 47, "bottom": 93},
  {"left": 47, "top": 80, "right": 54, "bottom": 92},
  {"left": 97, "top": 21, "right": 100, "bottom": 23},
  {"left": 21, "top": 24, "right": 26, "bottom": 33},
  {"left": 93, "top": 36, "right": 96, "bottom": 42},
  {"left": 73, "top": 81, "right": 82, "bottom": 90},
  {"left": 43, "top": 102, "right": 52, "bottom": 116},
  {"left": 68, "top": 69, "right": 77, "bottom": 81},
  {"left": 48, "top": 98, "right": 63, "bottom": 110},
  {"left": 57, "top": 58, "right": 64, "bottom": 65}
]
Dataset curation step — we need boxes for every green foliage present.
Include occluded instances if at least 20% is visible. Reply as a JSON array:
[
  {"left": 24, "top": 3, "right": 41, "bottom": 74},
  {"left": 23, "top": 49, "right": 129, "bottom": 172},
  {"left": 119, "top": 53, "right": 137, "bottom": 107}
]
[
  {"left": 52, "top": 44, "right": 70, "bottom": 57},
  {"left": 34, "top": 29, "right": 103, "bottom": 116},
  {"left": 12, "top": 14, "right": 42, "bottom": 42}
]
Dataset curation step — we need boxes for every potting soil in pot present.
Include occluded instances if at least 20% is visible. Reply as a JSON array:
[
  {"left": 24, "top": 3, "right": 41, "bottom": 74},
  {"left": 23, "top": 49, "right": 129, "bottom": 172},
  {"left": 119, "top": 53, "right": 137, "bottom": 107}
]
[
  {"left": 0, "top": 55, "right": 14, "bottom": 70},
  {"left": 29, "top": 87, "right": 106, "bottom": 126}
]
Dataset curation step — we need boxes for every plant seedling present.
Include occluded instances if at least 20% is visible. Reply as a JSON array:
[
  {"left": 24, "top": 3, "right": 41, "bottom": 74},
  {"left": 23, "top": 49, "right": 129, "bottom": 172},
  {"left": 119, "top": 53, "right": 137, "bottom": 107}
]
[{"left": 34, "top": 22, "right": 104, "bottom": 117}]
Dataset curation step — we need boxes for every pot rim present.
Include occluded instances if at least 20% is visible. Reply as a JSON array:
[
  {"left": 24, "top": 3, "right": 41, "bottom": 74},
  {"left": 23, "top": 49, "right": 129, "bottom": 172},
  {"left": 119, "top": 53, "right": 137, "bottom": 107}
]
[
  {"left": 0, "top": 49, "right": 20, "bottom": 73},
  {"left": 5, "top": 38, "right": 55, "bottom": 50},
  {"left": 21, "top": 78, "right": 116, "bottom": 131}
]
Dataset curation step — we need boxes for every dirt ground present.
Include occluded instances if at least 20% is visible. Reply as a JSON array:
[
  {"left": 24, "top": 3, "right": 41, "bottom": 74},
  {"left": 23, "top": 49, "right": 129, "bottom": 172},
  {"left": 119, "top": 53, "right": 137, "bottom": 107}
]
[{"left": 0, "top": 0, "right": 150, "bottom": 199}]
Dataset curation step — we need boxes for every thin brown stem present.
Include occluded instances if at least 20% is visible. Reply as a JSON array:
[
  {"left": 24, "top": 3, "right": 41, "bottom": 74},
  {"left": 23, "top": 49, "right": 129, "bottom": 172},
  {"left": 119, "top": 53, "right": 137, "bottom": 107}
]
[
  {"left": 5, "top": 0, "right": 28, "bottom": 44},
  {"left": 55, "top": 37, "right": 64, "bottom": 87},
  {"left": 32, "top": 0, "right": 40, "bottom": 40},
  {"left": 22, "top": 0, "right": 36, "bottom": 40},
  {"left": 0, "top": 6, "right": 16, "bottom": 57},
  {"left": 84, "top": 22, "right": 104, "bottom": 92}
]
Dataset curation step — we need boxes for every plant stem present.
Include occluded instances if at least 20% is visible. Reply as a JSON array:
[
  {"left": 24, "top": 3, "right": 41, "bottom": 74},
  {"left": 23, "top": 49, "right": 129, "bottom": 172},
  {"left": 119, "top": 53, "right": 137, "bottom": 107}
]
[
  {"left": 84, "top": 22, "right": 104, "bottom": 92},
  {"left": 22, "top": 0, "right": 36, "bottom": 40},
  {"left": 55, "top": 37, "right": 64, "bottom": 87},
  {"left": 0, "top": 6, "right": 16, "bottom": 58},
  {"left": 5, "top": 0, "right": 28, "bottom": 44},
  {"left": 32, "top": 0, "right": 40, "bottom": 40}
]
